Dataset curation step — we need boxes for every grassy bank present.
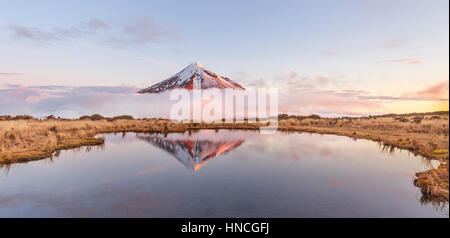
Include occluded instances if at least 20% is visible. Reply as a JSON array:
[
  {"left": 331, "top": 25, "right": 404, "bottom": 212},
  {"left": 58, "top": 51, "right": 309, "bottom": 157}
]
[
  {"left": 0, "top": 111, "right": 448, "bottom": 202},
  {"left": 0, "top": 117, "right": 266, "bottom": 163}
]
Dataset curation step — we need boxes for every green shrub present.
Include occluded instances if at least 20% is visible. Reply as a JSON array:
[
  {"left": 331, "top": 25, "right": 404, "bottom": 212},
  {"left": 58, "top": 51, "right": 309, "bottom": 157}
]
[
  {"left": 12, "top": 115, "right": 34, "bottom": 120},
  {"left": 430, "top": 115, "right": 441, "bottom": 120},
  {"left": 412, "top": 116, "right": 423, "bottom": 123},
  {"left": 394, "top": 117, "right": 409, "bottom": 122},
  {"left": 0, "top": 115, "right": 12, "bottom": 121},
  {"left": 79, "top": 115, "right": 90, "bottom": 120},
  {"left": 90, "top": 114, "right": 105, "bottom": 121},
  {"left": 308, "top": 114, "right": 321, "bottom": 119},
  {"left": 112, "top": 115, "right": 134, "bottom": 120},
  {"left": 46, "top": 115, "right": 56, "bottom": 120}
]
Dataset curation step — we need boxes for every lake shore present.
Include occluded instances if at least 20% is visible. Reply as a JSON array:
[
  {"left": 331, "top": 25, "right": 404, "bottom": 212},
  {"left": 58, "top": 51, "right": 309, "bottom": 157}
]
[{"left": 1, "top": 111, "right": 448, "bottom": 202}]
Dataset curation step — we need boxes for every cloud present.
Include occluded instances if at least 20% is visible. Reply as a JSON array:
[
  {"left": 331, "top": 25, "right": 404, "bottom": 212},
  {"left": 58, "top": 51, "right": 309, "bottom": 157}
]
[
  {"left": 1, "top": 83, "right": 21, "bottom": 88},
  {"left": 381, "top": 39, "right": 409, "bottom": 48},
  {"left": 7, "top": 24, "right": 63, "bottom": 42},
  {"left": 322, "top": 81, "right": 449, "bottom": 102},
  {"left": 289, "top": 71, "right": 297, "bottom": 79},
  {"left": 316, "top": 76, "right": 330, "bottom": 85},
  {"left": 415, "top": 81, "right": 449, "bottom": 97},
  {"left": 119, "top": 18, "right": 179, "bottom": 45},
  {"left": 378, "top": 58, "right": 423, "bottom": 65},
  {"left": 252, "top": 71, "right": 336, "bottom": 90},
  {"left": 0, "top": 72, "right": 21, "bottom": 77},
  {"left": 0, "top": 84, "right": 177, "bottom": 118},
  {"left": 243, "top": 72, "right": 384, "bottom": 116},
  {"left": 320, "top": 50, "right": 342, "bottom": 56},
  {"left": 5, "top": 17, "right": 180, "bottom": 47},
  {"left": 337, "top": 89, "right": 370, "bottom": 96},
  {"left": 81, "top": 19, "right": 110, "bottom": 30},
  {"left": 321, "top": 81, "right": 449, "bottom": 102},
  {"left": 245, "top": 70, "right": 448, "bottom": 116},
  {"left": 285, "top": 80, "right": 313, "bottom": 89},
  {"left": 1, "top": 80, "right": 447, "bottom": 119},
  {"left": 278, "top": 89, "right": 384, "bottom": 116},
  {"left": 28, "top": 85, "right": 70, "bottom": 90},
  {"left": 6, "top": 23, "right": 91, "bottom": 43},
  {"left": 402, "top": 81, "right": 449, "bottom": 101},
  {"left": 245, "top": 78, "right": 271, "bottom": 87},
  {"left": 0, "top": 74, "right": 22, "bottom": 88},
  {"left": 72, "top": 86, "right": 140, "bottom": 94}
]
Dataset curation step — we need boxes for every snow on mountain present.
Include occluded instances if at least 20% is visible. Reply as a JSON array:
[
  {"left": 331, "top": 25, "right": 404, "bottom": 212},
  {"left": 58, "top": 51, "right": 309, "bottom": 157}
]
[
  {"left": 137, "top": 135, "right": 244, "bottom": 170},
  {"left": 138, "top": 62, "right": 245, "bottom": 94}
]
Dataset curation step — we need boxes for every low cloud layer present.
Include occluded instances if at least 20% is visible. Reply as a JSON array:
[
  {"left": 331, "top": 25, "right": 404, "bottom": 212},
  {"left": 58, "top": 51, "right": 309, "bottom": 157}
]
[
  {"left": 0, "top": 84, "right": 173, "bottom": 118},
  {"left": 1, "top": 80, "right": 447, "bottom": 119}
]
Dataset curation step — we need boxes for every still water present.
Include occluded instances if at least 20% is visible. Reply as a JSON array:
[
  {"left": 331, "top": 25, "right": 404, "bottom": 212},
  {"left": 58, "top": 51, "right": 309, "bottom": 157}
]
[{"left": 0, "top": 130, "right": 447, "bottom": 217}]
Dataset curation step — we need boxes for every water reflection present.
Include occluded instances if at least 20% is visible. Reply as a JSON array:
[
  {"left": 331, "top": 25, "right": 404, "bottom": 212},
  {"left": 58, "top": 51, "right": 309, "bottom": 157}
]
[
  {"left": 0, "top": 144, "right": 104, "bottom": 175},
  {"left": 137, "top": 134, "right": 244, "bottom": 171},
  {"left": 0, "top": 130, "right": 448, "bottom": 217}
]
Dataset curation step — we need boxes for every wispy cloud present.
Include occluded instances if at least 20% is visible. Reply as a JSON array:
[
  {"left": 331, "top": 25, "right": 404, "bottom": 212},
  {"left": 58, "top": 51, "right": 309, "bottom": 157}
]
[
  {"left": 325, "top": 81, "right": 449, "bottom": 102},
  {"left": 381, "top": 38, "right": 410, "bottom": 48},
  {"left": 320, "top": 50, "right": 342, "bottom": 56},
  {"left": 109, "top": 18, "right": 180, "bottom": 47},
  {"left": 278, "top": 90, "right": 384, "bottom": 116},
  {"left": 377, "top": 57, "right": 423, "bottom": 64},
  {"left": 316, "top": 76, "right": 330, "bottom": 85},
  {"left": 7, "top": 24, "right": 65, "bottom": 42},
  {"left": 0, "top": 72, "right": 22, "bottom": 77},
  {"left": 5, "top": 17, "right": 180, "bottom": 47},
  {"left": 243, "top": 70, "right": 448, "bottom": 116},
  {"left": 4, "top": 17, "right": 179, "bottom": 69},
  {"left": 402, "top": 81, "right": 449, "bottom": 101},
  {"left": 81, "top": 19, "right": 110, "bottom": 30},
  {"left": 253, "top": 71, "right": 339, "bottom": 89}
]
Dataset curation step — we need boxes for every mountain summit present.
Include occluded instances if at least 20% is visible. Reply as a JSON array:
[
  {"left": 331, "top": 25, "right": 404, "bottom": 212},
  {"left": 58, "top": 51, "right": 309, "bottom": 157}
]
[
  {"left": 137, "top": 134, "right": 245, "bottom": 171},
  {"left": 138, "top": 62, "right": 245, "bottom": 94}
]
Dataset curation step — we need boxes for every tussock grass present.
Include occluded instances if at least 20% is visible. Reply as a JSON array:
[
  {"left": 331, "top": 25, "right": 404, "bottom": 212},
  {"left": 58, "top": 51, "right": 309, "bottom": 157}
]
[
  {"left": 415, "top": 163, "right": 449, "bottom": 202},
  {"left": 0, "top": 118, "right": 267, "bottom": 164}
]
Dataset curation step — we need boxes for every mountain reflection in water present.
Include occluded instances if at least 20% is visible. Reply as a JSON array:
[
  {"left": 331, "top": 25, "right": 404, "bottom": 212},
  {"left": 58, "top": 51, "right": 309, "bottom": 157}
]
[
  {"left": 0, "top": 130, "right": 447, "bottom": 217},
  {"left": 137, "top": 134, "right": 245, "bottom": 171}
]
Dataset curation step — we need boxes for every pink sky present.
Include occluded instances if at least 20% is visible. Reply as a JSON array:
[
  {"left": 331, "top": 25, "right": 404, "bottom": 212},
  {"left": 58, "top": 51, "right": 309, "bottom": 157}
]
[{"left": 0, "top": 1, "right": 448, "bottom": 117}]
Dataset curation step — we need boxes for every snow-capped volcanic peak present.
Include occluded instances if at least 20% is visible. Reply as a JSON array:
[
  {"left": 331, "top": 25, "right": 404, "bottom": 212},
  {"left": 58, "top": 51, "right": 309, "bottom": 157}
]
[{"left": 138, "top": 62, "right": 245, "bottom": 93}]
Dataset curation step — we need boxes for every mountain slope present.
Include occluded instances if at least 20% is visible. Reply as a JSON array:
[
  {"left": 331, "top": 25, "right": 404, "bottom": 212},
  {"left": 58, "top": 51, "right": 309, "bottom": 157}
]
[
  {"left": 137, "top": 135, "right": 244, "bottom": 170},
  {"left": 138, "top": 62, "right": 245, "bottom": 94}
]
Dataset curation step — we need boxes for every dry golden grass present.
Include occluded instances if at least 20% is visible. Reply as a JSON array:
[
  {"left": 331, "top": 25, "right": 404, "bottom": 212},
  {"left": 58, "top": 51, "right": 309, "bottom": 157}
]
[
  {"left": 0, "top": 118, "right": 266, "bottom": 163},
  {"left": 278, "top": 113, "right": 449, "bottom": 160},
  {"left": 414, "top": 163, "right": 449, "bottom": 202},
  {"left": 0, "top": 111, "right": 448, "bottom": 202}
]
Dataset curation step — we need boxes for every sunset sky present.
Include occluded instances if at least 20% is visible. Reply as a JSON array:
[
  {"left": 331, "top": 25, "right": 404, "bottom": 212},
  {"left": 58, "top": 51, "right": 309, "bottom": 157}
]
[{"left": 0, "top": 0, "right": 448, "bottom": 117}]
